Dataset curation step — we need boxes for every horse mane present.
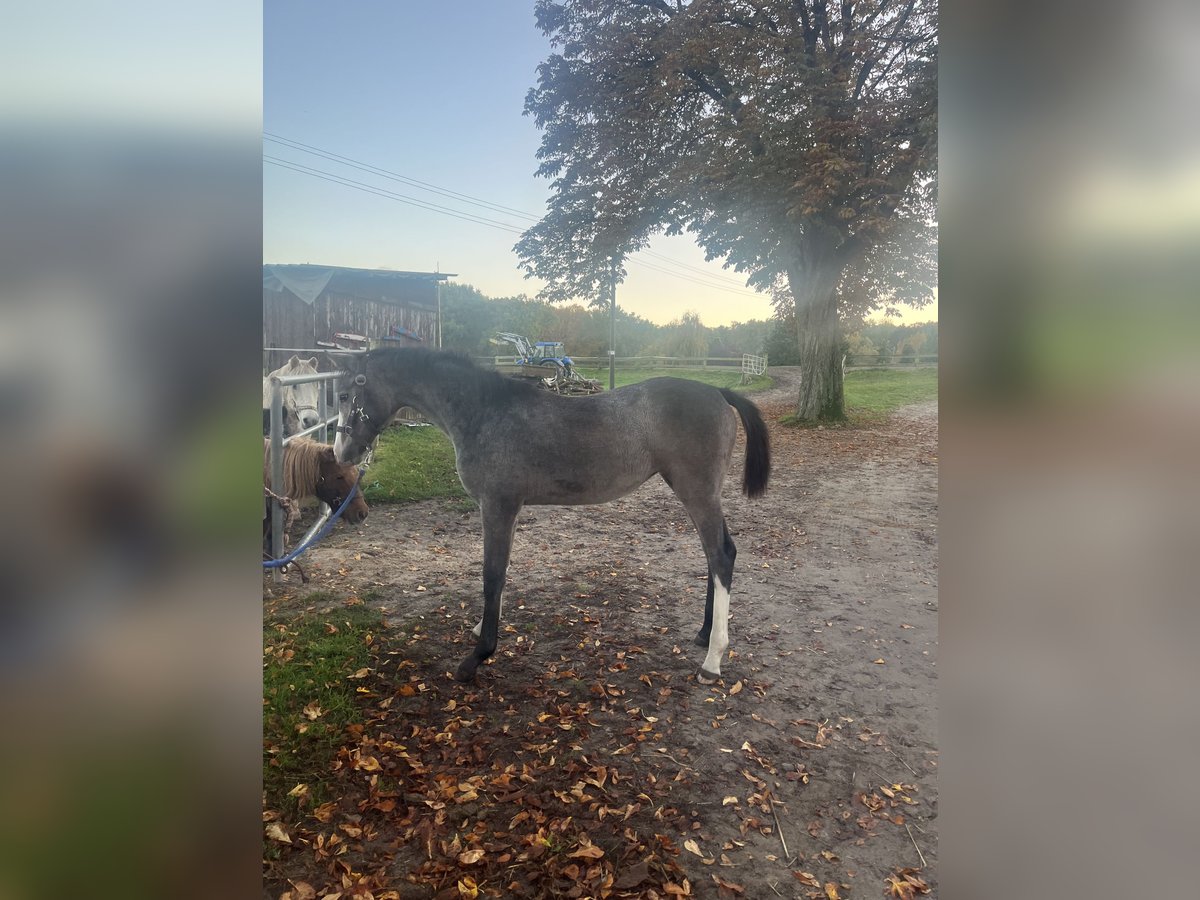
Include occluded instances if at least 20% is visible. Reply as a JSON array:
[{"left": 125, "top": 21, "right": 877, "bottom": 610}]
[
  {"left": 263, "top": 437, "right": 326, "bottom": 501},
  {"left": 365, "top": 346, "right": 537, "bottom": 406}
]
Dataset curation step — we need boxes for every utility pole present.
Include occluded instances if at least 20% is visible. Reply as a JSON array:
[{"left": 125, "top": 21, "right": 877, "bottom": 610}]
[
  {"left": 608, "top": 261, "right": 617, "bottom": 390},
  {"left": 435, "top": 268, "right": 443, "bottom": 349}
]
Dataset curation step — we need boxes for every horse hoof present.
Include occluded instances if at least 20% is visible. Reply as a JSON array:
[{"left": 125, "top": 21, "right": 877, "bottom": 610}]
[
  {"left": 693, "top": 633, "right": 710, "bottom": 648},
  {"left": 697, "top": 668, "right": 720, "bottom": 685},
  {"left": 453, "top": 661, "right": 477, "bottom": 683}
]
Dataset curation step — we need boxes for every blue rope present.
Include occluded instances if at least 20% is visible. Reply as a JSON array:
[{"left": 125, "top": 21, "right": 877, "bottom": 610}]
[{"left": 263, "top": 468, "right": 366, "bottom": 569}]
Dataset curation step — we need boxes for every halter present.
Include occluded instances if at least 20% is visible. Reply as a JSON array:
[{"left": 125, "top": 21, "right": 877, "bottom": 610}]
[
  {"left": 317, "top": 466, "right": 363, "bottom": 509},
  {"left": 334, "top": 373, "right": 371, "bottom": 436}
]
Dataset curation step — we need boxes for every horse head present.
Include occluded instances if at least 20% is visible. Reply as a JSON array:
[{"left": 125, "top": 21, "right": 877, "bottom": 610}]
[
  {"left": 289, "top": 356, "right": 322, "bottom": 431},
  {"left": 315, "top": 444, "right": 369, "bottom": 525},
  {"left": 331, "top": 353, "right": 384, "bottom": 466}
]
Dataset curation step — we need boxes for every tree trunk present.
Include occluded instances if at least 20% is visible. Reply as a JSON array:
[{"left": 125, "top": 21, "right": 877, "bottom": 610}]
[{"left": 790, "top": 253, "right": 846, "bottom": 422}]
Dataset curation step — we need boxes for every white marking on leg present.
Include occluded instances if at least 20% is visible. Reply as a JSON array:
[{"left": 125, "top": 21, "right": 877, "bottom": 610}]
[
  {"left": 700, "top": 582, "right": 730, "bottom": 678},
  {"left": 472, "top": 592, "right": 503, "bottom": 637}
]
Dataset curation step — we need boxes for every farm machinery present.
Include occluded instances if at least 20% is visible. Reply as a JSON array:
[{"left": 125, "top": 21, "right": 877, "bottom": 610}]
[{"left": 489, "top": 332, "right": 603, "bottom": 395}]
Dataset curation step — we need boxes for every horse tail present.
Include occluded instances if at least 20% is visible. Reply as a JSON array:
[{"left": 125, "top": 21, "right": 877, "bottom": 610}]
[{"left": 718, "top": 389, "right": 771, "bottom": 499}]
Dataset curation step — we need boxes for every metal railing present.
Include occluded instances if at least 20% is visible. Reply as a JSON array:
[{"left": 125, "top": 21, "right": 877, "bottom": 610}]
[{"left": 742, "top": 353, "right": 768, "bottom": 376}]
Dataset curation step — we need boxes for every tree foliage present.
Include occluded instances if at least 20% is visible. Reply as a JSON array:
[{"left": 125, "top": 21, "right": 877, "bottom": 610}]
[
  {"left": 516, "top": 0, "right": 937, "bottom": 420},
  {"left": 440, "top": 282, "right": 674, "bottom": 358},
  {"left": 662, "top": 310, "right": 710, "bottom": 358}
]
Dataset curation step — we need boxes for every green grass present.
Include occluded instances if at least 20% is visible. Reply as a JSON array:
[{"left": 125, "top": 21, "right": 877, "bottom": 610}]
[
  {"left": 263, "top": 600, "right": 387, "bottom": 814},
  {"left": 360, "top": 425, "right": 467, "bottom": 503},
  {"left": 844, "top": 367, "right": 938, "bottom": 416},
  {"left": 574, "top": 366, "right": 772, "bottom": 392}
]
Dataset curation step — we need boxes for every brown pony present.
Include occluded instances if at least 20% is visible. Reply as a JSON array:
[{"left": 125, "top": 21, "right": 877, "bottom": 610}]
[{"left": 263, "top": 438, "right": 368, "bottom": 556}]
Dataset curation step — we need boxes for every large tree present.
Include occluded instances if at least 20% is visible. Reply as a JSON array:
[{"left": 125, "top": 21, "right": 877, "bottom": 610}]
[{"left": 516, "top": 0, "right": 937, "bottom": 420}]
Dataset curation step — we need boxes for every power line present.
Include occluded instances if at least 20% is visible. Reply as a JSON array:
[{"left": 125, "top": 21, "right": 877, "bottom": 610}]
[
  {"left": 264, "top": 156, "right": 526, "bottom": 235},
  {"left": 265, "top": 132, "right": 538, "bottom": 221},
  {"left": 641, "top": 248, "right": 750, "bottom": 287},
  {"left": 626, "top": 257, "right": 759, "bottom": 296},
  {"left": 265, "top": 137, "right": 761, "bottom": 295}
]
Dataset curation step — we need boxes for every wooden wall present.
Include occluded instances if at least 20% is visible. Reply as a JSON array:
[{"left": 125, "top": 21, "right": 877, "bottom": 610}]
[{"left": 263, "top": 287, "right": 438, "bottom": 374}]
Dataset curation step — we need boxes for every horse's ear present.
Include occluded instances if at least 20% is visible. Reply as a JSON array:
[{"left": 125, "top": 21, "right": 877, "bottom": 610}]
[
  {"left": 320, "top": 445, "right": 336, "bottom": 462},
  {"left": 306, "top": 357, "right": 318, "bottom": 368},
  {"left": 288, "top": 354, "right": 300, "bottom": 366}
]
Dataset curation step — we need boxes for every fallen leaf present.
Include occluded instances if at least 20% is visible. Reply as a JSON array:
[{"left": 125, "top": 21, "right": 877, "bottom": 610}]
[
  {"left": 684, "top": 839, "right": 705, "bottom": 857},
  {"left": 265, "top": 822, "right": 292, "bottom": 844},
  {"left": 282, "top": 880, "right": 316, "bottom": 900},
  {"left": 824, "top": 882, "right": 841, "bottom": 900},
  {"left": 711, "top": 873, "right": 745, "bottom": 894},
  {"left": 457, "top": 848, "right": 485, "bottom": 865},
  {"left": 887, "top": 868, "right": 931, "bottom": 899},
  {"left": 722, "top": 796, "right": 739, "bottom": 806},
  {"left": 730, "top": 680, "right": 744, "bottom": 695},
  {"left": 456, "top": 877, "right": 478, "bottom": 899},
  {"left": 613, "top": 860, "right": 650, "bottom": 889},
  {"left": 302, "top": 701, "right": 324, "bottom": 720},
  {"left": 793, "top": 871, "right": 820, "bottom": 887},
  {"left": 354, "top": 755, "right": 381, "bottom": 772},
  {"left": 569, "top": 844, "right": 605, "bottom": 860},
  {"left": 873, "top": 658, "right": 886, "bottom": 664},
  {"left": 313, "top": 801, "right": 337, "bottom": 823}
]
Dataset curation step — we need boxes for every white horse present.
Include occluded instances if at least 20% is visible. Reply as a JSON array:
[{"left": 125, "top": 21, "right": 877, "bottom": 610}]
[{"left": 263, "top": 356, "right": 321, "bottom": 436}]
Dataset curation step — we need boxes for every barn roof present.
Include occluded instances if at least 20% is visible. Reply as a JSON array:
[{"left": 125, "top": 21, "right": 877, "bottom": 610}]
[{"left": 264, "top": 264, "right": 457, "bottom": 307}]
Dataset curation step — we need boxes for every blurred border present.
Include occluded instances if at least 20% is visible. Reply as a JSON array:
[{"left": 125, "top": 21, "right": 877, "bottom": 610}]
[
  {"left": 942, "top": 1, "right": 1199, "bottom": 897},
  {"left": 1, "top": 4, "right": 262, "bottom": 898}
]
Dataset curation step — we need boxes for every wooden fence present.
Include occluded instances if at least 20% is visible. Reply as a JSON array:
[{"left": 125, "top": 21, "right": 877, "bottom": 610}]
[{"left": 476, "top": 355, "right": 750, "bottom": 370}]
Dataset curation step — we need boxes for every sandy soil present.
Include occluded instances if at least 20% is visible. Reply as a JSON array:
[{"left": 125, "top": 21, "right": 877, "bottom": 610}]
[{"left": 265, "top": 369, "right": 938, "bottom": 899}]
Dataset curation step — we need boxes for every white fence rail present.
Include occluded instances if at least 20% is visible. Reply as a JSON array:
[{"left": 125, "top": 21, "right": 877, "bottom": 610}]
[{"left": 742, "top": 353, "right": 767, "bottom": 376}]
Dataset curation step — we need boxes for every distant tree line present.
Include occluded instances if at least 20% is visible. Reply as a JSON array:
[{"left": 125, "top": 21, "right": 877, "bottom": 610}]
[
  {"left": 441, "top": 283, "right": 771, "bottom": 360},
  {"left": 440, "top": 282, "right": 935, "bottom": 365}
]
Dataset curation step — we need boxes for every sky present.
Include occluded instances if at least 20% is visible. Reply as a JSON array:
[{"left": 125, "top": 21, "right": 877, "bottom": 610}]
[{"left": 264, "top": 2, "right": 936, "bottom": 328}]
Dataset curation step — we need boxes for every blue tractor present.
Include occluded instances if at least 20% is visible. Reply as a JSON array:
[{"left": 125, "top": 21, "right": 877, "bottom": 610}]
[{"left": 490, "top": 332, "right": 603, "bottom": 394}]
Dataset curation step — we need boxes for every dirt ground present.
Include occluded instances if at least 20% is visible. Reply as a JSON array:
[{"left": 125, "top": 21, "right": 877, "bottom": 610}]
[{"left": 265, "top": 368, "right": 938, "bottom": 900}]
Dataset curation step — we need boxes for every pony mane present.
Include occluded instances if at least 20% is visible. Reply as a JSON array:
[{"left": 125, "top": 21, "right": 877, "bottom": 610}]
[{"left": 263, "top": 438, "right": 326, "bottom": 501}]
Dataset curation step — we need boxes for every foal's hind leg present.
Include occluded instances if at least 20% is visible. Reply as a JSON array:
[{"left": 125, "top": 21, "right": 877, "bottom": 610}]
[
  {"left": 455, "top": 500, "right": 520, "bottom": 683},
  {"left": 695, "top": 519, "right": 736, "bottom": 648},
  {"left": 673, "top": 493, "right": 737, "bottom": 683}
]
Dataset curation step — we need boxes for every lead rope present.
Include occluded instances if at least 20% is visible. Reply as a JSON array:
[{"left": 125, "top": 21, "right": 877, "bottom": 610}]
[{"left": 263, "top": 464, "right": 367, "bottom": 570}]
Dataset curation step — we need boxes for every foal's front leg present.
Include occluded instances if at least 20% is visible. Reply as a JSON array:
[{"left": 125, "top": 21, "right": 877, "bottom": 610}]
[{"left": 454, "top": 500, "right": 519, "bottom": 682}]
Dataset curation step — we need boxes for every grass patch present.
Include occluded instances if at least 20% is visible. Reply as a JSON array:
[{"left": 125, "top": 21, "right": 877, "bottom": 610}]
[
  {"left": 574, "top": 366, "right": 771, "bottom": 392},
  {"left": 263, "top": 600, "right": 386, "bottom": 815},
  {"left": 845, "top": 368, "right": 938, "bottom": 419},
  {"left": 361, "top": 425, "right": 467, "bottom": 503},
  {"left": 780, "top": 368, "right": 938, "bottom": 427}
]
